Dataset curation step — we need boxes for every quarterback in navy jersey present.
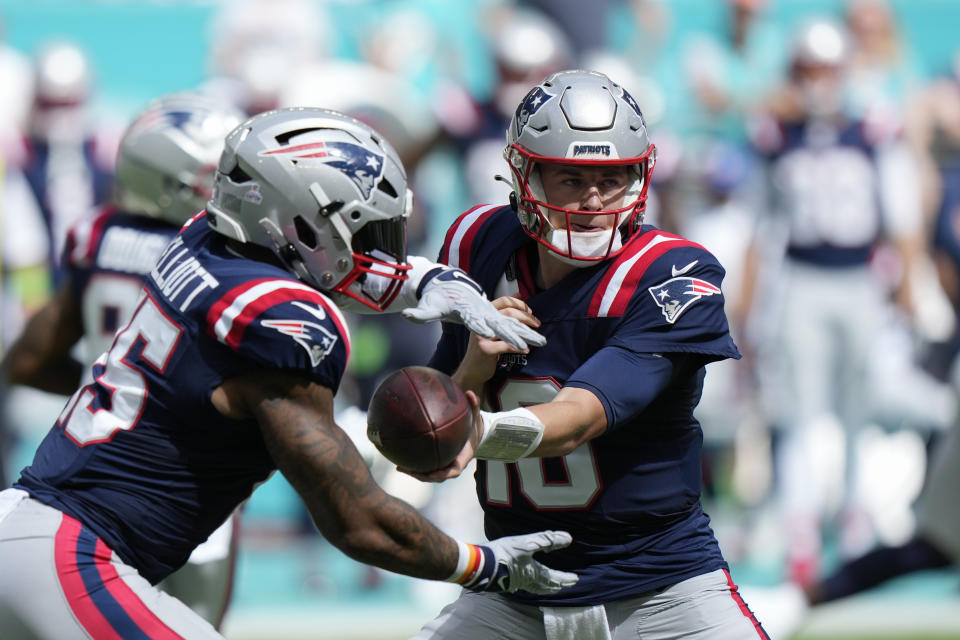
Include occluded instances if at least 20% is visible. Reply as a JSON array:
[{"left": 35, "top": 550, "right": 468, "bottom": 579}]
[
  {"left": 0, "top": 108, "right": 573, "bottom": 640},
  {"left": 412, "top": 71, "right": 768, "bottom": 640}
]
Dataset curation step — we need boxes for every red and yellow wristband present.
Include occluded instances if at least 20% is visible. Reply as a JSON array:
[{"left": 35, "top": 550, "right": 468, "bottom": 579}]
[{"left": 446, "top": 541, "right": 495, "bottom": 589}]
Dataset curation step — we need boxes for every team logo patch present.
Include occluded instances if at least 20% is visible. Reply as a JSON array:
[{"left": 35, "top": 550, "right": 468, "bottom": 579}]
[
  {"left": 262, "top": 318, "right": 338, "bottom": 367},
  {"left": 260, "top": 141, "right": 384, "bottom": 199},
  {"left": 243, "top": 184, "right": 263, "bottom": 204},
  {"left": 648, "top": 277, "right": 721, "bottom": 323},
  {"left": 514, "top": 87, "right": 552, "bottom": 137}
]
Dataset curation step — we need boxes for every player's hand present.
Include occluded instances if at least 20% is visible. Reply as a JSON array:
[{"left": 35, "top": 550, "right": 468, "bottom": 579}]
[
  {"left": 401, "top": 267, "right": 546, "bottom": 351},
  {"left": 455, "top": 296, "right": 540, "bottom": 389},
  {"left": 467, "top": 531, "right": 578, "bottom": 595}
]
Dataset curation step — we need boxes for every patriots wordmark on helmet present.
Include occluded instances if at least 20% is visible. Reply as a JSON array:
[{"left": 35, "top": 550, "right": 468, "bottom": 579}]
[
  {"left": 259, "top": 141, "right": 385, "bottom": 199},
  {"left": 648, "top": 276, "right": 721, "bottom": 324}
]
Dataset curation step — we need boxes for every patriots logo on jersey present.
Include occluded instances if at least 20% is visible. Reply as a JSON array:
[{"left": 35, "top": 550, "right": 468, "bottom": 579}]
[
  {"left": 648, "top": 277, "right": 721, "bottom": 324},
  {"left": 261, "top": 318, "right": 339, "bottom": 367},
  {"left": 260, "top": 141, "right": 384, "bottom": 199},
  {"left": 515, "top": 87, "right": 552, "bottom": 137}
]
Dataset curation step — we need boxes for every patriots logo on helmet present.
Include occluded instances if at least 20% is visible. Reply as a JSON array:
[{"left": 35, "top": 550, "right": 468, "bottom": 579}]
[
  {"left": 260, "top": 141, "right": 385, "bottom": 199},
  {"left": 515, "top": 87, "right": 552, "bottom": 137},
  {"left": 128, "top": 108, "right": 203, "bottom": 136},
  {"left": 262, "top": 318, "right": 339, "bottom": 367},
  {"left": 620, "top": 88, "right": 645, "bottom": 124},
  {"left": 648, "top": 276, "right": 721, "bottom": 323}
]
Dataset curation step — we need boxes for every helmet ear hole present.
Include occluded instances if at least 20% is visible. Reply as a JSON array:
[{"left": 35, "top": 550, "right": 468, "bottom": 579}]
[
  {"left": 294, "top": 215, "right": 318, "bottom": 250},
  {"left": 227, "top": 163, "right": 252, "bottom": 183},
  {"left": 377, "top": 178, "right": 398, "bottom": 198}
]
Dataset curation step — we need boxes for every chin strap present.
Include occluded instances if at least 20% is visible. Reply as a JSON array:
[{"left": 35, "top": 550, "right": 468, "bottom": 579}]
[{"left": 259, "top": 218, "right": 316, "bottom": 286}]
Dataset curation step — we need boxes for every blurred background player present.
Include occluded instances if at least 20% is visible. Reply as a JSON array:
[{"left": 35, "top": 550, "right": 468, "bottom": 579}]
[
  {"left": 0, "top": 107, "right": 568, "bottom": 639},
  {"left": 1, "top": 91, "right": 246, "bottom": 630},
  {"left": 741, "top": 16, "right": 934, "bottom": 588},
  {"left": 791, "top": 41, "right": 960, "bottom": 615},
  {"left": 18, "top": 39, "right": 116, "bottom": 287},
  {"left": 1, "top": 37, "right": 118, "bottom": 502},
  {"left": 411, "top": 69, "right": 767, "bottom": 640},
  {"left": 441, "top": 6, "right": 572, "bottom": 208},
  {"left": 202, "top": 0, "right": 329, "bottom": 118}
]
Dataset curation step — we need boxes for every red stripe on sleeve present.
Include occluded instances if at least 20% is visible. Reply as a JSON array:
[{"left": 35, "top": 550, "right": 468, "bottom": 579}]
[
  {"left": 605, "top": 238, "right": 698, "bottom": 317},
  {"left": 440, "top": 205, "right": 499, "bottom": 272},
  {"left": 205, "top": 277, "right": 275, "bottom": 332}
]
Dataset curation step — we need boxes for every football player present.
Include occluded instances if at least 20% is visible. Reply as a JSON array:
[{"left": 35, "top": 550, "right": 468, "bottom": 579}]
[
  {"left": 742, "top": 17, "right": 926, "bottom": 586},
  {"left": 19, "top": 40, "right": 116, "bottom": 286},
  {"left": 2, "top": 92, "right": 245, "bottom": 630},
  {"left": 409, "top": 70, "right": 768, "bottom": 639},
  {"left": 0, "top": 108, "right": 572, "bottom": 639}
]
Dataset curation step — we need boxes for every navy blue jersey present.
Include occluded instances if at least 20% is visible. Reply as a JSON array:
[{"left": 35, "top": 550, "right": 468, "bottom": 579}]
[
  {"left": 15, "top": 213, "right": 351, "bottom": 584},
  {"left": 61, "top": 206, "right": 181, "bottom": 365},
  {"left": 21, "top": 136, "right": 115, "bottom": 284},
  {"left": 430, "top": 205, "right": 741, "bottom": 605},
  {"left": 759, "top": 118, "right": 885, "bottom": 267}
]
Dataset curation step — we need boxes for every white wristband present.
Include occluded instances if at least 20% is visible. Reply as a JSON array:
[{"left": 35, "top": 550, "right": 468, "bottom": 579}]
[{"left": 475, "top": 407, "right": 545, "bottom": 461}]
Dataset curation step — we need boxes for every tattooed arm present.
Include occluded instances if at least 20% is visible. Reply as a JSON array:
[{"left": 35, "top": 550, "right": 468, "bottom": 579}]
[
  {"left": 213, "top": 369, "right": 460, "bottom": 580},
  {"left": 1, "top": 281, "right": 84, "bottom": 394}
]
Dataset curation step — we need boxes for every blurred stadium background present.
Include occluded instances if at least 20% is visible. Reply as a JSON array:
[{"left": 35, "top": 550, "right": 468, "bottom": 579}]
[{"left": 3, "top": 1, "right": 960, "bottom": 638}]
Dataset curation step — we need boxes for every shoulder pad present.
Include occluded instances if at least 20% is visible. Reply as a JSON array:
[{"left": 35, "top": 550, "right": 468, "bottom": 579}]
[
  {"left": 588, "top": 231, "right": 710, "bottom": 318},
  {"left": 439, "top": 204, "right": 514, "bottom": 270},
  {"left": 63, "top": 206, "right": 115, "bottom": 271},
  {"left": 206, "top": 278, "right": 351, "bottom": 384}
]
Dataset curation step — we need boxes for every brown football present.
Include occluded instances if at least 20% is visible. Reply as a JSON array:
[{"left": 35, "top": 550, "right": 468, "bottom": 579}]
[{"left": 366, "top": 366, "right": 472, "bottom": 473}]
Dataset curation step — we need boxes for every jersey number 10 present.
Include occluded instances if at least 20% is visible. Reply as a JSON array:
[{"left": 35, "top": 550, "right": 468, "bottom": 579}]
[{"left": 486, "top": 378, "right": 601, "bottom": 510}]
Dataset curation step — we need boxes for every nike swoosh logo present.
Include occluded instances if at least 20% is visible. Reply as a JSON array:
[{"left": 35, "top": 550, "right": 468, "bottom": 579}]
[
  {"left": 292, "top": 301, "right": 327, "bottom": 321},
  {"left": 671, "top": 260, "right": 698, "bottom": 277}
]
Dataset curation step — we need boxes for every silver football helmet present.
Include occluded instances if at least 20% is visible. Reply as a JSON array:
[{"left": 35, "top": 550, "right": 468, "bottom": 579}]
[
  {"left": 33, "top": 40, "right": 92, "bottom": 108},
  {"left": 791, "top": 18, "right": 849, "bottom": 69},
  {"left": 504, "top": 69, "right": 656, "bottom": 264},
  {"left": 115, "top": 93, "right": 244, "bottom": 226},
  {"left": 206, "top": 107, "right": 412, "bottom": 310}
]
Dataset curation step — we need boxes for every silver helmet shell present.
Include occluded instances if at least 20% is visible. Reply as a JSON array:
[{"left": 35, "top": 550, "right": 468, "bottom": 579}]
[
  {"left": 791, "top": 18, "right": 849, "bottom": 69},
  {"left": 206, "top": 107, "right": 412, "bottom": 310},
  {"left": 504, "top": 69, "right": 656, "bottom": 263},
  {"left": 115, "top": 93, "right": 244, "bottom": 226}
]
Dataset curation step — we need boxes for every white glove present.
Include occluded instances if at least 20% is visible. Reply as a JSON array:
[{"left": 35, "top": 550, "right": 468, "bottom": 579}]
[
  {"left": 402, "top": 266, "right": 546, "bottom": 351},
  {"left": 455, "top": 531, "right": 578, "bottom": 595}
]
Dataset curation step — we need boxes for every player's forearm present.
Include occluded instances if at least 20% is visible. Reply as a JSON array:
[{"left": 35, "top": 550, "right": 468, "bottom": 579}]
[
  {"left": 251, "top": 376, "right": 460, "bottom": 580},
  {"left": 285, "top": 433, "right": 461, "bottom": 579},
  {"left": 328, "top": 493, "right": 461, "bottom": 580},
  {"left": 526, "top": 398, "right": 606, "bottom": 457},
  {"left": 1, "top": 301, "right": 83, "bottom": 393},
  {"left": 2, "top": 351, "right": 82, "bottom": 394}
]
